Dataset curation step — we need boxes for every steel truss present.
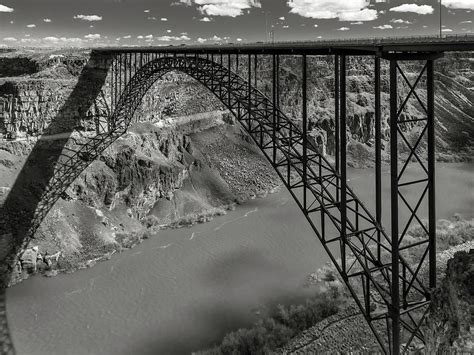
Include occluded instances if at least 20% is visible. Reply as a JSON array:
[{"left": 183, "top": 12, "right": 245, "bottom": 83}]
[{"left": 1, "top": 51, "right": 440, "bottom": 355}]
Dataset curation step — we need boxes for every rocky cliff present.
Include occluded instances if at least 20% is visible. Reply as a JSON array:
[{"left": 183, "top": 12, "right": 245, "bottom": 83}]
[
  {"left": 424, "top": 249, "right": 474, "bottom": 353},
  {"left": 1, "top": 50, "right": 473, "bottom": 159}
]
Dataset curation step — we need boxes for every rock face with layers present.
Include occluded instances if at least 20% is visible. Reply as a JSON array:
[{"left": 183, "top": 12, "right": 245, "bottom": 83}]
[
  {"left": 1, "top": 50, "right": 473, "bottom": 159},
  {"left": 424, "top": 250, "right": 474, "bottom": 353}
]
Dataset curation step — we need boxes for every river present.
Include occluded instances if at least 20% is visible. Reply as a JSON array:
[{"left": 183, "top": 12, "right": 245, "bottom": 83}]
[{"left": 6, "top": 163, "right": 473, "bottom": 355}]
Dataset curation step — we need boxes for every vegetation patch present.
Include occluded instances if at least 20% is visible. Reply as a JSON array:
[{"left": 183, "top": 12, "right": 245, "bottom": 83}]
[{"left": 198, "top": 284, "right": 348, "bottom": 354}]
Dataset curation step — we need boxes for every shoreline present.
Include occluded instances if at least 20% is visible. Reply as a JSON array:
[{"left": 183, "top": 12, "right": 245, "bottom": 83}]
[{"left": 8, "top": 185, "right": 283, "bottom": 287}]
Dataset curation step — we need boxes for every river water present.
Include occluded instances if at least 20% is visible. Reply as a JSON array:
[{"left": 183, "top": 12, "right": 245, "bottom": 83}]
[{"left": 6, "top": 163, "right": 473, "bottom": 355}]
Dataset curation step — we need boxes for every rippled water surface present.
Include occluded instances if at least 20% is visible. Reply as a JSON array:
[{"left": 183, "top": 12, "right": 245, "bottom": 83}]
[{"left": 6, "top": 163, "right": 473, "bottom": 355}]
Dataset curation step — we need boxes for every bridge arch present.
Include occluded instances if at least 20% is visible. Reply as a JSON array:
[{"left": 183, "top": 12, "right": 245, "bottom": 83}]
[{"left": 0, "top": 54, "right": 430, "bottom": 353}]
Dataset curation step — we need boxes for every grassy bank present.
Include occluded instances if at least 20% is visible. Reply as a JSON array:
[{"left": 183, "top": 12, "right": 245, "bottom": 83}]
[{"left": 197, "top": 286, "right": 348, "bottom": 355}]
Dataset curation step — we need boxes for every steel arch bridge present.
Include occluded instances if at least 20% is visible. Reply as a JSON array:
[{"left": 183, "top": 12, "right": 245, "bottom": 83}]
[{"left": 1, "top": 37, "right": 474, "bottom": 354}]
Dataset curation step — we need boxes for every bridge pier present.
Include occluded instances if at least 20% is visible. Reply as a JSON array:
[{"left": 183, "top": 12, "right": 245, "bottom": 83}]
[{"left": 384, "top": 52, "right": 442, "bottom": 354}]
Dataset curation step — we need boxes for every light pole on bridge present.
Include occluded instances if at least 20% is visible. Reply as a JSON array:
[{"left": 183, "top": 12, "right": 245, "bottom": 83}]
[{"left": 440, "top": 0, "right": 443, "bottom": 38}]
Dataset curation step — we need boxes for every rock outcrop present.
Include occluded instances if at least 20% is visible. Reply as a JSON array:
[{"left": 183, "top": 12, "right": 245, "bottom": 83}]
[{"left": 424, "top": 249, "right": 474, "bottom": 353}]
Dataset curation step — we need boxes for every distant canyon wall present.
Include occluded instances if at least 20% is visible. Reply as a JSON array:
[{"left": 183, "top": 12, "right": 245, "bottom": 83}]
[{"left": 0, "top": 50, "right": 473, "bottom": 160}]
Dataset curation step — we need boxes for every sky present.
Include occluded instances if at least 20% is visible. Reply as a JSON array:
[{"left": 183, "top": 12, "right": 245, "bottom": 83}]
[{"left": 0, "top": 0, "right": 473, "bottom": 48}]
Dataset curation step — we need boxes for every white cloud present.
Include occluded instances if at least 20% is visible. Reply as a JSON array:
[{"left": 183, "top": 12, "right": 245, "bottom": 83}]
[
  {"left": 167, "top": 29, "right": 172, "bottom": 33},
  {"left": 279, "top": 16, "right": 285, "bottom": 20},
  {"left": 137, "top": 35, "right": 144, "bottom": 39},
  {"left": 157, "top": 35, "right": 191, "bottom": 41},
  {"left": 148, "top": 16, "right": 157, "bottom": 20},
  {"left": 442, "top": 28, "right": 453, "bottom": 32},
  {"left": 194, "top": 0, "right": 262, "bottom": 17},
  {"left": 314, "top": 24, "right": 318, "bottom": 27},
  {"left": 197, "top": 37, "right": 207, "bottom": 43},
  {"left": 351, "top": 21, "right": 363, "bottom": 24},
  {"left": 123, "top": 35, "right": 131, "bottom": 39},
  {"left": 84, "top": 33, "right": 101, "bottom": 40},
  {"left": 3, "top": 37, "right": 16, "bottom": 41},
  {"left": 43, "top": 19, "right": 52, "bottom": 23},
  {"left": 26, "top": 24, "right": 36, "bottom": 28},
  {"left": 339, "top": 8, "right": 378, "bottom": 21},
  {"left": 0, "top": 4, "right": 13, "bottom": 12},
  {"left": 74, "top": 14, "right": 103, "bottom": 21},
  {"left": 200, "top": 16, "right": 212, "bottom": 21},
  {"left": 444, "top": 0, "right": 474, "bottom": 10},
  {"left": 172, "top": 0, "right": 192, "bottom": 5},
  {"left": 390, "top": 18, "right": 412, "bottom": 24},
  {"left": 161, "top": 17, "right": 168, "bottom": 21},
  {"left": 145, "top": 34, "right": 153, "bottom": 39},
  {"left": 337, "top": 27, "right": 350, "bottom": 31},
  {"left": 373, "top": 24, "right": 393, "bottom": 29},
  {"left": 287, "top": 0, "right": 377, "bottom": 21},
  {"left": 460, "top": 20, "right": 472, "bottom": 23},
  {"left": 237, "top": 38, "right": 242, "bottom": 41},
  {"left": 389, "top": 4, "right": 433, "bottom": 15},
  {"left": 43, "top": 36, "right": 59, "bottom": 42},
  {"left": 211, "top": 35, "right": 222, "bottom": 41},
  {"left": 283, "top": 25, "right": 289, "bottom": 28},
  {"left": 144, "top": 9, "right": 150, "bottom": 13}
]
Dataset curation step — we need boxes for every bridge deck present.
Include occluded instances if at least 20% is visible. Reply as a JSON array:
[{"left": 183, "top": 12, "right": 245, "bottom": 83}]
[{"left": 99, "top": 35, "right": 474, "bottom": 55}]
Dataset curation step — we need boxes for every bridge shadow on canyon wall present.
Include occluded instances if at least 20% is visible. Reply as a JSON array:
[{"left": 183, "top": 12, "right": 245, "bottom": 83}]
[{"left": 0, "top": 50, "right": 113, "bottom": 353}]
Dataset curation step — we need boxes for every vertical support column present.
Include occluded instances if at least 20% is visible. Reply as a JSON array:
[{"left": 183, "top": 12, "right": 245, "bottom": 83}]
[
  {"left": 134, "top": 52, "right": 137, "bottom": 77},
  {"left": 124, "top": 53, "right": 127, "bottom": 87},
  {"left": 219, "top": 53, "right": 223, "bottom": 98},
  {"left": 211, "top": 53, "right": 214, "bottom": 82},
  {"left": 128, "top": 53, "right": 132, "bottom": 85},
  {"left": 254, "top": 55, "right": 258, "bottom": 89},
  {"left": 113, "top": 55, "right": 117, "bottom": 108},
  {"left": 340, "top": 55, "right": 347, "bottom": 275},
  {"left": 110, "top": 57, "right": 114, "bottom": 120},
  {"left": 248, "top": 53, "right": 252, "bottom": 130},
  {"left": 375, "top": 56, "right": 382, "bottom": 262},
  {"left": 427, "top": 59, "right": 436, "bottom": 292},
  {"left": 272, "top": 54, "right": 277, "bottom": 162},
  {"left": 389, "top": 59, "right": 400, "bottom": 355},
  {"left": 228, "top": 53, "right": 231, "bottom": 107},
  {"left": 236, "top": 54, "right": 240, "bottom": 118},
  {"left": 302, "top": 54, "right": 308, "bottom": 211},
  {"left": 236, "top": 54, "right": 239, "bottom": 75},
  {"left": 335, "top": 55, "right": 340, "bottom": 201},
  {"left": 276, "top": 55, "right": 280, "bottom": 130},
  {"left": 118, "top": 54, "right": 123, "bottom": 103},
  {"left": 254, "top": 54, "right": 258, "bottom": 133}
]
